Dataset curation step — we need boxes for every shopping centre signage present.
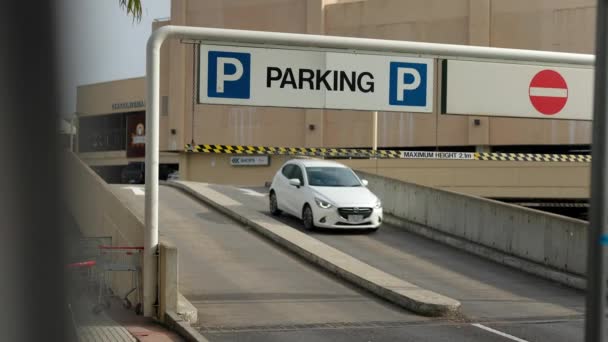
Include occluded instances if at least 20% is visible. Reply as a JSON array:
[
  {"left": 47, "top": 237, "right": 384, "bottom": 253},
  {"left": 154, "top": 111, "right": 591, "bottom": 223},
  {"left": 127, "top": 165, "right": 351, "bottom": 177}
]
[
  {"left": 198, "top": 45, "right": 434, "bottom": 112},
  {"left": 112, "top": 100, "right": 145, "bottom": 111},
  {"left": 230, "top": 155, "right": 269, "bottom": 166},
  {"left": 442, "top": 60, "right": 593, "bottom": 120}
]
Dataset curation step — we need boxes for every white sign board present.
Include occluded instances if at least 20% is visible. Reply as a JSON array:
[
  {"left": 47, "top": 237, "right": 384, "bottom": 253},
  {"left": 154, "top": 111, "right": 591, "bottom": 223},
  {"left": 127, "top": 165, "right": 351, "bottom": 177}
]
[
  {"left": 400, "top": 151, "right": 475, "bottom": 160},
  {"left": 199, "top": 45, "right": 434, "bottom": 112},
  {"left": 230, "top": 155, "right": 269, "bottom": 166},
  {"left": 443, "top": 60, "right": 593, "bottom": 120}
]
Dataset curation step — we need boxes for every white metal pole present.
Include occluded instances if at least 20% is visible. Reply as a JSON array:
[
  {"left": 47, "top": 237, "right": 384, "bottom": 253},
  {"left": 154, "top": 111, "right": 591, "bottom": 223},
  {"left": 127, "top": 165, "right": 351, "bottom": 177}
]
[
  {"left": 144, "top": 24, "right": 595, "bottom": 318},
  {"left": 372, "top": 111, "right": 378, "bottom": 152},
  {"left": 144, "top": 28, "right": 170, "bottom": 317}
]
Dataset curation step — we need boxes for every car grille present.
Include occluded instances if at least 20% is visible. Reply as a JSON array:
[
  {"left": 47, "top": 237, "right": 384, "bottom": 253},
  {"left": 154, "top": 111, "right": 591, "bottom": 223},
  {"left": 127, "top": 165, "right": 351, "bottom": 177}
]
[
  {"left": 338, "top": 207, "right": 373, "bottom": 219},
  {"left": 336, "top": 222, "right": 371, "bottom": 226}
]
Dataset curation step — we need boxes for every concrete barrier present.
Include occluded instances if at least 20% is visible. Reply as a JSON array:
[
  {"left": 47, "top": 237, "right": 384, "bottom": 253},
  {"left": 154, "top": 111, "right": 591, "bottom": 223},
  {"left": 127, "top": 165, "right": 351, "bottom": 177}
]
[
  {"left": 64, "top": 152, "right": 198, "bottom": 327},
  {"left": 159, "top": 242, "right": 178, "bottom": 322},
  {"left": 65, "top": 152, "right": 145, "bottom": 299},
  {"left": 356, "top": 171, "right": 589, "bottom": 279},
  {"left": 158, "top": 241, "right": 198, "bottom": 325}
]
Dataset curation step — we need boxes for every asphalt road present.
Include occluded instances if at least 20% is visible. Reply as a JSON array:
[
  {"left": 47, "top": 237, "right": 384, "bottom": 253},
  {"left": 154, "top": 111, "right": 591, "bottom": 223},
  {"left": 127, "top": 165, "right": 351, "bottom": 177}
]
[
  {"left": 111, "top": 184, "right": 603, "bottom": 342},
  {"left": 196, "top": 183, "right": 605, "bottom": 342}
]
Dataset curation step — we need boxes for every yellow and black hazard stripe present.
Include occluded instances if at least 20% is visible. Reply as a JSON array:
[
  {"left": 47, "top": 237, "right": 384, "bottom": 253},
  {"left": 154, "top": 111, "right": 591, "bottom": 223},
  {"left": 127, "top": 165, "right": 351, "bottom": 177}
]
[
  {"left": 185, "top": 144, "right": 591, "bottom": 162},
  {"left": 475, "top": 152, "right": 591, "bottom": 162},
  {"left": 185, "top": 144, "right": 395, "bottom": 158}
]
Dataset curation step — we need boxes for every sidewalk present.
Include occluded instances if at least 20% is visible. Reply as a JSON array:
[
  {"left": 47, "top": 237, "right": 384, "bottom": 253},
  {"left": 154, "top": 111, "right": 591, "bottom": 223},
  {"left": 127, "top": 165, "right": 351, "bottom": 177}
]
[{"left": 71, "top": 296, "right": 184, "bottom": 342}]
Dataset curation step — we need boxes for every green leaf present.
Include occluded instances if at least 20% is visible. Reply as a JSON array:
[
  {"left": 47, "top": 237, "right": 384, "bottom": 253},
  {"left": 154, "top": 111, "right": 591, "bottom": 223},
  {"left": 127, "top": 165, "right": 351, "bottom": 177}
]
[{"left": 118, "top": 0, "right": 143, "bottom": 23}]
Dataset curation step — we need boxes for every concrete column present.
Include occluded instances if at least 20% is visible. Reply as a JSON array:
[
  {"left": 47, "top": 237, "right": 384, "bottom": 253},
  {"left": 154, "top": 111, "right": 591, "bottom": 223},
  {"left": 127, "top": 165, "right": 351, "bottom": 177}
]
[
  {"left": 179, "top": 153, "right": 189, "bottom": 180},
  {"left": 169, "top": 0, "right": 188, "bottom": 150},
  {"left": 475, "top": 145, "right": 491, "bottom": 153},
  {"left": 306, "top": 0, "right": 325, "bottom": 147},
  {"left": 159, "top": 242, "right": 178, "bottom": 322},
  {"left": 468, "top": 0, "right": 491, "bottom": 46},
  {"left": 307, "top": 0, "right": 324, "bottom": 34},
  {"left": 467, "top": 0, "right": 491, "bottom": 148}
]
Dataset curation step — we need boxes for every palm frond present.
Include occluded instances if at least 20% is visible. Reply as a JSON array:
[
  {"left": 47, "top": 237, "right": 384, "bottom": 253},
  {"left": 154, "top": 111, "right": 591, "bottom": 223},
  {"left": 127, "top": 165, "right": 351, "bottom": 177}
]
[{"left": 118, "top": 0, "right": 143, "bottom": 23}]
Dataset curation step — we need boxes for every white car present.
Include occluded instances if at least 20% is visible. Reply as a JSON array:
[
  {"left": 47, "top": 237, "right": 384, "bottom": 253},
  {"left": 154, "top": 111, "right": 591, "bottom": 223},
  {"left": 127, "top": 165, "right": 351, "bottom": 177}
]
[{"left": 269, "top": 159, "right": 383, "bottom": 231}]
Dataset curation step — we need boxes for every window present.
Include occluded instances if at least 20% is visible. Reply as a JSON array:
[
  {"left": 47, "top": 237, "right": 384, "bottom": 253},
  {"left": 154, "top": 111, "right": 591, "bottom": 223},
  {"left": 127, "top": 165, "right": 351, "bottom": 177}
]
[
  {"left": 291, "top": 165, "right": 305, "bottom": 185},
  {"left": 78, "top": 113, "right": 127, "bottom": 152},
  {"left": 305, "top": 167, "right": 361, "bottom": 187},
  {"left": 281, "top": 164, "right": 294, "bottom": 178}
]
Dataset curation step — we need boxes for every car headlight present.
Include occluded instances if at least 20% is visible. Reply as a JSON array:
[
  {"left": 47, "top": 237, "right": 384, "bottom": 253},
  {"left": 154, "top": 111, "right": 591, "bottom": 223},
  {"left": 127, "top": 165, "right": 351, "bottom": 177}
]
[
  {"left": 374, "top": 198, "right": 382, "bottom": 209},
  {"left": 315, "top": 197, "right": 333, "bottom": 209}
]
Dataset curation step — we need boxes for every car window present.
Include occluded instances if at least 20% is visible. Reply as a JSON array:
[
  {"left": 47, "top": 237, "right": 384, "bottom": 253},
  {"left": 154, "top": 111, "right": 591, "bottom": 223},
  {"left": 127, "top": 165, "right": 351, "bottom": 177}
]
[
  {"left": 291, "top": 165, "right": 305, "bottom": 185},
  {"left": 305, "top": 167, "right": 361, "bottom": 187},
  {"left": 281, "top": 164, "right": 294, "bottom": 178}
]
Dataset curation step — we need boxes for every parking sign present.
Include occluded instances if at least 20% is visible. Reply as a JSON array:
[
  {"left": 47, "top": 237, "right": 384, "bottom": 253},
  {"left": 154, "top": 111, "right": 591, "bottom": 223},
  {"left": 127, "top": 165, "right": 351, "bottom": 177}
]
[{"left": 199, "top": 45, "right": 434, "bottom": 113}]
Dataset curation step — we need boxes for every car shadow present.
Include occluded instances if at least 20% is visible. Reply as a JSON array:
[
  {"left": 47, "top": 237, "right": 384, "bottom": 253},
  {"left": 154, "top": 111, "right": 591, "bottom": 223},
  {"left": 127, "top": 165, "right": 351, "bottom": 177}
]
[{"left": 262, "top": 211, "right": 376, "bottom": 235}]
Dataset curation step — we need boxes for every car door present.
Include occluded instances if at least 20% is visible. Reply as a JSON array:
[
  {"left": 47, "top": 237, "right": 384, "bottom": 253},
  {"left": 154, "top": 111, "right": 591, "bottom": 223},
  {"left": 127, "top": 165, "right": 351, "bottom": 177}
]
[
  {"left": 285, "top": 164, "right": 306, "bottom": 218},
  {"left": 275, "top": 164, "right": 295, "bottom": 214}
]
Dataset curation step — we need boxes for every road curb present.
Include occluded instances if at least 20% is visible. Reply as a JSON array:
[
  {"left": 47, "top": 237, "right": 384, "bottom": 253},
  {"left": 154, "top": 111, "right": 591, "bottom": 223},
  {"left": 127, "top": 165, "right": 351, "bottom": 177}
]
[
  {"left": 165, "top": 311, "right": 209, "bottom": 342},
  {"left": 177, "top": 293, "right": 198, "bottom": 325},
  {"left": 168, "top": 181, "right": 461, "bottom": 317},
  {"left": 382, "top": 214, "right": 587, "bottom": 291}
]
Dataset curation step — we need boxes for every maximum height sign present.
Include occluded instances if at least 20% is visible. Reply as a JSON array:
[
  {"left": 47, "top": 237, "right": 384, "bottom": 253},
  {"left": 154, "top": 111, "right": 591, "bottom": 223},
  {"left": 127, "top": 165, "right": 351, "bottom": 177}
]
[{"left": 198, "top": 45, "right": 434, "bottom": 113}]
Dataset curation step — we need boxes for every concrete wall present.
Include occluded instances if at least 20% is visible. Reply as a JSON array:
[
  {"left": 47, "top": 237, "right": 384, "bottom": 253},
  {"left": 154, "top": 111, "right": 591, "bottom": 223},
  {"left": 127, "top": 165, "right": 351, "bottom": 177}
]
[
  {"left": 180, "top": 152, "right": 297, "bottom": 186},
  {"left": 342, "top": 158, "right": 590, "bottom": 199},
  {"left": 65, "top": 151, "right": 181, "bottom": 320},
  {"left": 65, "top": 152, "right": 145, "bottom": 299},
  {"left": 77, "top": 77, "right": 146, "bottom": 117},
  {"left": 357, "top": 171, "right": 588, "bottom": 276},
  {"left": 323, "top": 0, "right": 593, "bottom": 148},
  {"left": 77, "top": 0, "right": 596, "bottom": 152},
  {"left": 65, "top": 152, "right": 144, "bottom": 245},
  {"left": 180, "top": 153, "right": 590, "bottom": 199}
]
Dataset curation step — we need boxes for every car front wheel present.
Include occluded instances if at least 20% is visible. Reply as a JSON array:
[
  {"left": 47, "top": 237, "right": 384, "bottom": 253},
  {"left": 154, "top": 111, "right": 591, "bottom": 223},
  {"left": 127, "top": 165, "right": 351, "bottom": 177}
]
[
  {"left": 302, "top": 205, "right": 315, "bottom": 231},
  {"left": 269, "top": 192, "right": 282, "bottom": 216}
]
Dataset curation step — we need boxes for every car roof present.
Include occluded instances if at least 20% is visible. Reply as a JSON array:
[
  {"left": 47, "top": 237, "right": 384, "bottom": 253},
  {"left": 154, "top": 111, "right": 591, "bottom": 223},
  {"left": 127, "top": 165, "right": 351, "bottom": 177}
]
[{"left": 290, "top": 159, "right": 348, "bottom": 168}]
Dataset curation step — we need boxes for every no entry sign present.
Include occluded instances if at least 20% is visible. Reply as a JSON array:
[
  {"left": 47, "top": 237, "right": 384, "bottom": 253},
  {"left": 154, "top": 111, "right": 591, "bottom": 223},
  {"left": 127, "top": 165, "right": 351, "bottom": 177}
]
[
  {"left": 443, "top": 60, "right": 593, "bottom": 121},
  {"left": 528, "top": 70, "right": 568, "bottom": 115}
]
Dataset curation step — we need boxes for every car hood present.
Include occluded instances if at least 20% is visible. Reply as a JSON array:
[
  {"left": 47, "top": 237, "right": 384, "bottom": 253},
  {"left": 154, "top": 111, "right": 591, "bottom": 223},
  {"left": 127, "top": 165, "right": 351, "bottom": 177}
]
[{"left": 311, "top": 186, "right": 378, "bottom": 207}]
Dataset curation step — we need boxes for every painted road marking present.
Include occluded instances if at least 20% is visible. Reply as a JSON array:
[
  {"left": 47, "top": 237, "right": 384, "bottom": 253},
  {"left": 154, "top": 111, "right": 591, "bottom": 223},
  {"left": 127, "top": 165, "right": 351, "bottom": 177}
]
[
  {"left": 239, "top": 188, "right": 266, "bottom": 197},
  {"left": 123, "top": 186, "right": 145, "bottom": 196},
  {"left": 471, "top": 323, "right": 529, "bottom": 342}
]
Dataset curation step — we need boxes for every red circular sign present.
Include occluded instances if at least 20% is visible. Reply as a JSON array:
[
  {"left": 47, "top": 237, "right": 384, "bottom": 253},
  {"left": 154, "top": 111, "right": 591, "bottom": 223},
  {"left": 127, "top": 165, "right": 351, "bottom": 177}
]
[{"left": 529, "top": 70, "right": 568, "bottom": 115}]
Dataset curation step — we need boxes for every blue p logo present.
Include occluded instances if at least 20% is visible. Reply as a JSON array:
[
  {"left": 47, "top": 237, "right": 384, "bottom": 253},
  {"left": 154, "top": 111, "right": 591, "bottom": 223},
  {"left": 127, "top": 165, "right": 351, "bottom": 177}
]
[
  {"left": 389, "top": 62, "right": 427, "bottom": 107},
  {"left": 208, "top": 51, "right": 251, "bottom": 99}
]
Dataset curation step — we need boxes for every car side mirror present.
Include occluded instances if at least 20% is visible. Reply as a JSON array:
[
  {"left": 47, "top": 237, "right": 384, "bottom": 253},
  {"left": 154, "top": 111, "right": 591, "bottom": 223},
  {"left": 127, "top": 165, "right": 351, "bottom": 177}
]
[
  {"left": 289, "top": 178, "right": 302, "bottom": 187},
  {"left": 361, "top": 179, "right": 369, "bottom": 187}
]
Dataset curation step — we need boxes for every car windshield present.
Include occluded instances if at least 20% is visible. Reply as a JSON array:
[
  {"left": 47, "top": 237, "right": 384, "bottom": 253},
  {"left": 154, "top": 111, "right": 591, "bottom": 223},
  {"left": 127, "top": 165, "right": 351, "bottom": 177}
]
[{"left": 305, "top": 167, "right": 361, "bottom": 187}]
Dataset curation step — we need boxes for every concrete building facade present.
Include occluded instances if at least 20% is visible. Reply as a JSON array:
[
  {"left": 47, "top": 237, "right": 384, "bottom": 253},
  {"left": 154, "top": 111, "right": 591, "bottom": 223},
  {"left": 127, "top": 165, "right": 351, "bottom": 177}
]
[{"left": 76, "top": 0, "right": 596, "bottom": 176}]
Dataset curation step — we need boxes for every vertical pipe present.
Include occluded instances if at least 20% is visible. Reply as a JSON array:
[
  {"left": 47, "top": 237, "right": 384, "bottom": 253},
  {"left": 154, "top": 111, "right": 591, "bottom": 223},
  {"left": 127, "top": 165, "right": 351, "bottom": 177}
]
[
  {"left": 144, "top": 31, "right": 166, "bottom": 318},
  {"left": 585, "top": 0, "right": 608, "bottom": 340}
]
